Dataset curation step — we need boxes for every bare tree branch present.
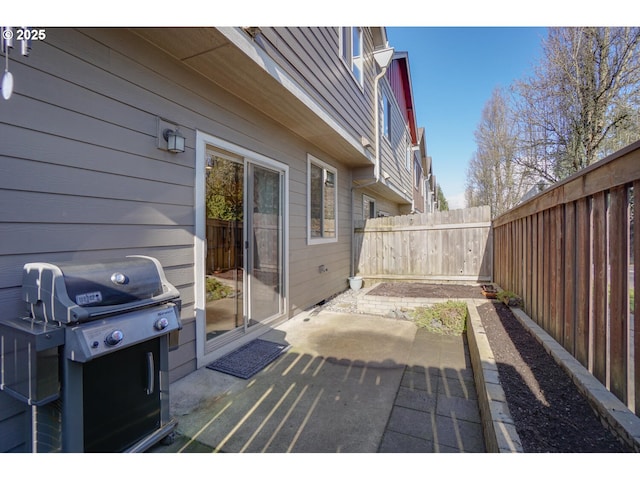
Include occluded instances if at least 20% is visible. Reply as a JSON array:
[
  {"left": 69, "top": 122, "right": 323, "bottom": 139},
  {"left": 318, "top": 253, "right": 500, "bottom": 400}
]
[{"left": 513, "top": 27, "right": 640, "bottom": 181}]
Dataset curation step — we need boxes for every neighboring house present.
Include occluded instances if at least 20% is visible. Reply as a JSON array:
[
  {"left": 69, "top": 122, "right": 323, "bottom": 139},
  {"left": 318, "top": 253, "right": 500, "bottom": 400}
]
[
  {"left": 352, "top": 50, "right": 419, "bottom": 223},
  {"left": 413, "top": 127, "right": 428, "bottom": 213},
  {"left": 424, "top": 152, "right": 438, "bottom": 213},
  {"left": 432, "top": 174, "right": 441, "bottom": 211},
  {"left": 425, "top": 156, "right": 439, "bottom": 212},
  {"left": 387, "top": 53, "right": 437, "bottom": 216},
  {"left": 0, "top": 27, "right": 433, "bottom": 452}
]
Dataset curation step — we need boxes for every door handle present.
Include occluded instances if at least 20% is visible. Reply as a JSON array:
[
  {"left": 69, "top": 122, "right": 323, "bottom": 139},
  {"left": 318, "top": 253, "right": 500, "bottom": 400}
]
[{"left": 145, "top": 351, "right": 155, "bottom": 395}]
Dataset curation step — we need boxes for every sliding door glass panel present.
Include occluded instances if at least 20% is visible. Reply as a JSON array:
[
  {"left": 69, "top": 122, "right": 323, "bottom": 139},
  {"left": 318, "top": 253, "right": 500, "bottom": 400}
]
[
  {"left": 248, "top": 164, "right": 283, "bottom": 324},
  {"left": 204, "top": 148, "right": 244, "bottom": 340}
]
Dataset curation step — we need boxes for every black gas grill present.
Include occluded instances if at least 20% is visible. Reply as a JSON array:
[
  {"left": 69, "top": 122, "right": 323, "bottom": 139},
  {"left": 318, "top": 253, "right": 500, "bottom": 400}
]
[{"left": 0, "top": 255, "right": 181, "bottom": 452}]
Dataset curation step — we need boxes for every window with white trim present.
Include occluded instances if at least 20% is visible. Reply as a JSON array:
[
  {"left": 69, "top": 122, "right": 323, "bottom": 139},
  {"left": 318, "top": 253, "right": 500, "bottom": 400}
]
[
  {"left": 382, "top": 92, "right": 391, "bottom": 140},
  {"left": 414, "top": 157, "right": 423, "bottom": 191},
  {"left": 340, "top": 27, "right": 363, "bottom": 85},
  {"left": 308, "top": 155, "right": 338, "bottom": 243},
  {"left": 363, "top": 194, "right": 376, "bottom": 220}
]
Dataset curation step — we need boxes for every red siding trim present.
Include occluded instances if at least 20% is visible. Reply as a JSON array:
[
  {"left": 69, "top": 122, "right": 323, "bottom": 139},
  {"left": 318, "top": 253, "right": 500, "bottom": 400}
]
[{"left": 386, "top": 55, "right": 417, "bottom": 144}]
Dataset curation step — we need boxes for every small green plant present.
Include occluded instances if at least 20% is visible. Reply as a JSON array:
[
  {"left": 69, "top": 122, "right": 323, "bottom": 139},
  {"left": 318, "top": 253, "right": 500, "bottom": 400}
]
[
  {"left": 410, "top": 300, "right": 467, "bottom": 335},
  {"left": 206, "top": 277, "right": 233, "bottom": 301},
  {"left": 497, "top": 290, "right": 523, "bottom": 307}
]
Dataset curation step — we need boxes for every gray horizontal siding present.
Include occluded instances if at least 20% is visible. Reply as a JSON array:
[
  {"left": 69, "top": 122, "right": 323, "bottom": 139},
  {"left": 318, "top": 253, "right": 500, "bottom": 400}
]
[
  {"left": 258, "top": 27, "right": 378, "bottom": 147},
  {"left": 3, "top": 27, "right": 351, "bottom": 337},
  {"left": 258, "top": 27, "right": 414, "bottom": 208},
  {"left": 286, "top": 156, "right": 352, "bottom": 313},
  {"left": 0, "top": 26, "right": 362, "bottom": 449},
  {"left": 1, "top": 152, "right": 192, "bottom": 205},
  {"left": 0, "top": 28, "right": 201, "bottom": 445},
  {"left": 0, "top": 224, "right": 194, "bottom": 256},
  {"left": 0, "top": 190, "right": 194, "bottom": 225},
  {"left": 0, "top": 394, "right": 28, "bottom": 452},
  {"left": 1, "top": 123, "right": 194, "bottom": 186}
]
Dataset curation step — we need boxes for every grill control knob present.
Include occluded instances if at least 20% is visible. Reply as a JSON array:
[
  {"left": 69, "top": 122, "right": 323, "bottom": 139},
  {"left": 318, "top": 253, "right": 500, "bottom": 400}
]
[
  {"left": 110, "top": 272, "right": 128, "bottom": 285},
  {"left": 155, "top": 317, "right": 170, "bottom": 331},
  {"left": 105, "top": 330, "right": 124, "bottom": 346}
]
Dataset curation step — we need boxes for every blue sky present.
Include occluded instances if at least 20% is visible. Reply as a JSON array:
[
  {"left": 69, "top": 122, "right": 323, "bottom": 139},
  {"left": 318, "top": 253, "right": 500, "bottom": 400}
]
[{"left": 386, "top": 27, "right": 547, "bottom": 209}]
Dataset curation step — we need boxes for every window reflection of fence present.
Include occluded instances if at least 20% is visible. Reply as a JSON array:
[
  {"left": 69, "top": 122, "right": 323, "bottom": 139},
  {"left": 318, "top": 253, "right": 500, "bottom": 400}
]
[
  {"left": 206, "top": 219, "right": 242, "bottom": 274},
  {"left": 252, "top": 212, "right": 279, "bottom": 273},
  {"left": 493, "top": 140, "right": 640, "bottom": 415}
]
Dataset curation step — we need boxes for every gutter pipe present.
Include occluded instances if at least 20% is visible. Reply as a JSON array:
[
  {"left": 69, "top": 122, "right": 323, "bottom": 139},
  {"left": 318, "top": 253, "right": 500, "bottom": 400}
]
[{"left": 350, "top": 46, "right": 394, "bottom": 278}]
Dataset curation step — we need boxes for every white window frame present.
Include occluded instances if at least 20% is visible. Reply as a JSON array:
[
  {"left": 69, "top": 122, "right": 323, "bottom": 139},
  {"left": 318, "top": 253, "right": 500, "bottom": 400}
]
[
  {"left": 414, "top": 156, "right": 423, "bottom": 191},
  {"left": 363, "top": 194, "right": 376, "bottom": 220},
  {"left": 382, "top": 92, "right": 391, "bottom": 141},
  {"left": 307, "top": 154, "right": 338, "bottom": 245},
  {"left": 339, "top": 27, "right": 364, "bottom": 87}
]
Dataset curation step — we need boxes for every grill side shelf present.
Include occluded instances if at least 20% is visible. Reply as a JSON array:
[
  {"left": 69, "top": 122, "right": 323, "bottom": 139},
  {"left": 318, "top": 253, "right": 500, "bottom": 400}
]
[{"left": 0, "top": 317, "right": 65, "bottom": 406}]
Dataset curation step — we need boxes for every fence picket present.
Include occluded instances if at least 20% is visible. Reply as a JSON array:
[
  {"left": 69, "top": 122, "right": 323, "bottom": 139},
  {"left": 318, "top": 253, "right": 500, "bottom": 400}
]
[
  {"left": 609, "top": 186, "right": 628, "bottom": 401},
  {"left": 592, "top": 191, "right": 608, "bottom": 385},
  {"left": 634, "top": 181, "right": 640, "bottom": 415},
  {"left": 575, "top": 197, "right": 590, "bottom": 367},
  {"left": 564, "top": 201, "right": 576, "bottom": 353},
  {"left": 530, "top": 214, "right": 538, "bottom": 321},
  {"left": 543, "top": 209, "right": 551, "bottom": 332},
  {"left": 537, "top": 212, "right": 545, "bottom": 328}
]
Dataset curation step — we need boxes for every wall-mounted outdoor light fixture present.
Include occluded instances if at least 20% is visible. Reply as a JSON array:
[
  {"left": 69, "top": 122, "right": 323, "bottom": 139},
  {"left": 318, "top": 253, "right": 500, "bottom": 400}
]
[
  {"left": 163, "top": 128, "right": 185, "bottom": 153},
  {"left": 157, "top": 117, "right": 186, "bottom": 153}
]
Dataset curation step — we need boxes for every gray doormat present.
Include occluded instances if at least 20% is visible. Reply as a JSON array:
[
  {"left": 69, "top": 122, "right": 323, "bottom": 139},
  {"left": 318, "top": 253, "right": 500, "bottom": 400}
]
[{"left": 206, "top": 339, "right": 288, "bottom": 379}]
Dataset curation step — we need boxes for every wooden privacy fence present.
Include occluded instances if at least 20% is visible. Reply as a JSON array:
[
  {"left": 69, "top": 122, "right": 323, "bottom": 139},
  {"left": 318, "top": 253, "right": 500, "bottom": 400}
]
[
  {"left": 206, "top": 218, "right": 242, "bottom": 274},
  {"left": 353, "top": 205, "right": 493, "bottom": 283},
  {"left": 493, "top": 140, "right": 640, "bottom": 414}
]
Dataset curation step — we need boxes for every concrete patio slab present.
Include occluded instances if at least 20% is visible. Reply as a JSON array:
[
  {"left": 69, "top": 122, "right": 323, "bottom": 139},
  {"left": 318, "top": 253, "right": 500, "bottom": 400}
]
[{"left": 150, "top": 306, "right": 486, "bottom": 454}]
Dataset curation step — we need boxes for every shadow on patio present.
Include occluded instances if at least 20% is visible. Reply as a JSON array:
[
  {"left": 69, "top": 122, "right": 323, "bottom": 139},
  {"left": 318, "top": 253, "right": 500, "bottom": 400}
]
[{"left": 150, "top": 310, "right": 484, "bottom": 453}]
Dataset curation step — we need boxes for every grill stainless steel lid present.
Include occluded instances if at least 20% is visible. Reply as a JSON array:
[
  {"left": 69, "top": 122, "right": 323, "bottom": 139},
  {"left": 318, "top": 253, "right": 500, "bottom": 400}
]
[
  {"left": 62, "top": 257, "right": 163, "bottom": 305},
  {"left": 22, "top": 255, "right": 180, "bottom": 323}
]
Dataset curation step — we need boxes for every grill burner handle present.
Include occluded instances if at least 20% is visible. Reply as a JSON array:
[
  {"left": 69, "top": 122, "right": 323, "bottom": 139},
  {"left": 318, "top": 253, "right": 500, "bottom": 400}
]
[{"left": 145, "top": 352, "right": 155, "bottom": 395}]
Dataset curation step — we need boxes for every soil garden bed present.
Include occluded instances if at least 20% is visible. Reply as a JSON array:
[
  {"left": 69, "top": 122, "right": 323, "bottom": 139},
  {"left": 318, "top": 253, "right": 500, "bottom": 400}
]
[{"left": 365, "top": 282, "right": 632, "bottom": 453}]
